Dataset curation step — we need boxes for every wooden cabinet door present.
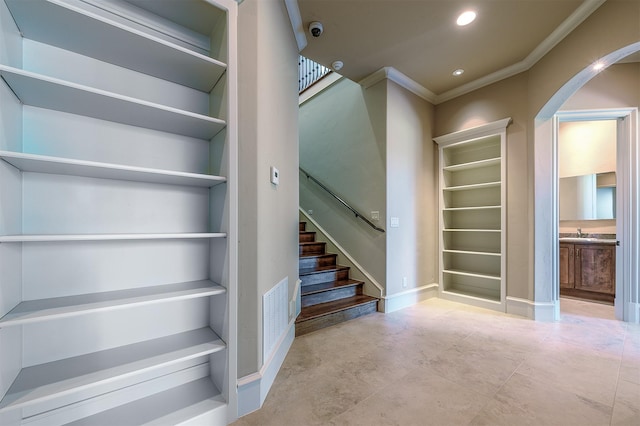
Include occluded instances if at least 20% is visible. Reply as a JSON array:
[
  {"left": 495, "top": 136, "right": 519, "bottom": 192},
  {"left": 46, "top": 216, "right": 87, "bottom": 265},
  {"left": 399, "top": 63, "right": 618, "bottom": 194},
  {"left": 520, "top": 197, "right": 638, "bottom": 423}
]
[
  {"left": 559, "top": 243, "right": 574, "bottom": 288},
  {"left": 575, "top": 244, "right": 616, "bottom": 294}
]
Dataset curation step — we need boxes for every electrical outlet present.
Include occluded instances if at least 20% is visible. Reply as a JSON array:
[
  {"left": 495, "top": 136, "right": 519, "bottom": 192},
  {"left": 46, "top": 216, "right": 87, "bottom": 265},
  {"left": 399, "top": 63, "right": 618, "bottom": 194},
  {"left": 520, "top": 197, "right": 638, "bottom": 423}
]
[
  {"left": 402, "top": 276, "right": 408, "bottom": 288},
  {"left": 371, "top": 211, "right": 380, "bottom": 220}
]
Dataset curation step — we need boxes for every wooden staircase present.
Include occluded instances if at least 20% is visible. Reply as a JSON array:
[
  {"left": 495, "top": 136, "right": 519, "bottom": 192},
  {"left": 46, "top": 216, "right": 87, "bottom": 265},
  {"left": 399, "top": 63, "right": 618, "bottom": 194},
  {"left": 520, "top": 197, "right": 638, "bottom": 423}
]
[{"left": 296, "top": 221, "right": 378, "bottom": 335}]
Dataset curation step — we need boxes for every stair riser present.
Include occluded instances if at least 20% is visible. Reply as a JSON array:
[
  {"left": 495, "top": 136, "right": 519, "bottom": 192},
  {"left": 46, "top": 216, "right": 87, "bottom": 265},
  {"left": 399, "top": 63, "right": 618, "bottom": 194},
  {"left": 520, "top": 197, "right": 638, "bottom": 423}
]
[
  {"left": 299, "top": 242, "right": 326, "bottom": 255},
  {"left": 299, "top": 232, "right": 316, "bottom": 243},
  {"left": 301, "top": 285, "right": 360, "bottom": 307},
  {"left": 299, "top": 254, "right": 337, "bottom": 270},
  {"left": 300, "top": 269, "right": 349, "bottom": 286},
  {"left": 295, "top": 300, "right": 378, "bottom": 336},
  {"left": 299, "top": 222, "right": 306, "bottom": 232}
]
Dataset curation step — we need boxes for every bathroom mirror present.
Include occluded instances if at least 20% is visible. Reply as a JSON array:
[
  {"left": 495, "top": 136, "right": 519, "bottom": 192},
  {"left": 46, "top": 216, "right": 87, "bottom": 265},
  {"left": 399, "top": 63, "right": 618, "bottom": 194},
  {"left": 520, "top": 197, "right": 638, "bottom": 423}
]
[{"left": 559, "top": 172, "right": 616, "bottom": 220}]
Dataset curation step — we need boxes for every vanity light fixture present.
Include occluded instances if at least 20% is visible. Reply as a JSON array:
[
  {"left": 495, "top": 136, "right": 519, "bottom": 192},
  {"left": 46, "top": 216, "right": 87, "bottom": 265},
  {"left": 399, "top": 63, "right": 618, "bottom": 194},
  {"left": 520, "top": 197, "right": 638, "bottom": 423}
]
[
  {"left": 456, "top": 10, "right": 476, "bottom": 26},
  {"left": 452, "top": 68, "right": 464, "bottom": 76}
]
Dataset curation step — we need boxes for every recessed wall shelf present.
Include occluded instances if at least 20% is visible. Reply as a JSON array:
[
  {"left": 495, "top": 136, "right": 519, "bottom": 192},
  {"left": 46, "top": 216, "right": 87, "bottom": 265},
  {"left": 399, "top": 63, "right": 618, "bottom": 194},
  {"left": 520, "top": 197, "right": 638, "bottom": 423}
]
[
  {"left": 0, "top": 328, "right": 225, "bottom": 413},
  {"left": 0, "top": 0, "right": 237, "bottom": 423},
  {"left": 0, "top": 151, "right": 226, "bottom": 187},
  {"left": 0, "top": 280, "right": 225, "bottom": 327},
  {"left": 0, "top": 66, "right": 226, "bottom": 139},
  {"left": 0, "top": 233, "right": 226, "bottom": 243},
  {"left": 64, "top": 377, "right": 226, "bottom": 426},
  {"left": 434, "top": 118, "right": 511, "bottom": 311},
  {"left": 4, "top": 0, "right": 227, "bottom": 92}
]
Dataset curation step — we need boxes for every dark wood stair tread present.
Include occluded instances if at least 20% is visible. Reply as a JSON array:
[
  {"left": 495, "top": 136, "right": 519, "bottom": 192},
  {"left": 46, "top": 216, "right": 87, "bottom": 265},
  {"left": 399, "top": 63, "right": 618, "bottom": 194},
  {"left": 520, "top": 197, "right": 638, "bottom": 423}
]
[
  {"left": 299, "top": 253, "right": 335, "bottom": 259},
  {"left": 301, "top": 279, "right": 363, "bottom": 296},
  {"left": 296, "top": 295, "right": 378, "bottom": 322},
  {"left": 299, "top": 264, "right": 349, "bottom": 276}
]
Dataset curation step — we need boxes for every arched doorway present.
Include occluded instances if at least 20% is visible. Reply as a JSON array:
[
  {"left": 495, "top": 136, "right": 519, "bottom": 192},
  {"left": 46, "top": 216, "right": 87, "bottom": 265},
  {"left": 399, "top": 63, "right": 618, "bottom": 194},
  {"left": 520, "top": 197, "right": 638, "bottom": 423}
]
[{"left": 533, "top": 42, "right": 640, "bottom": 322}]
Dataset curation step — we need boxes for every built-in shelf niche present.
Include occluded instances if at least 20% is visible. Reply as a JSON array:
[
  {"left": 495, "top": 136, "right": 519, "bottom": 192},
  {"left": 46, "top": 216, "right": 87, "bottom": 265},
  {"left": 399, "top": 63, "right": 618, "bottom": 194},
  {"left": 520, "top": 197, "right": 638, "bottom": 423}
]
[
  {"left": 434, "top": 118, "right": 511, "bottom": 311},
  {"left": 0, "top": 0, "right": 237, "bottom": 424}
]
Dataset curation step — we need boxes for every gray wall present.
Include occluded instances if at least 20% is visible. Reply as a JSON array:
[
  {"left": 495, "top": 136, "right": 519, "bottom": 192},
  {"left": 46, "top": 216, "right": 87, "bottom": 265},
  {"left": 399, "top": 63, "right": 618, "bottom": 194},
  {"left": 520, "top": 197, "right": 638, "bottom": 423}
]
[
  {"left": 237, "top": 0, "right": 299, "bottom": 377},
  {"left": 385, "top": 81, "right": 437, "bottom": 296},
  {"left": 299, "top": 78, "right": 387, "bottom": 286},
  {"left": 299, "top": 76, "right": 437, "bottom": 300}
]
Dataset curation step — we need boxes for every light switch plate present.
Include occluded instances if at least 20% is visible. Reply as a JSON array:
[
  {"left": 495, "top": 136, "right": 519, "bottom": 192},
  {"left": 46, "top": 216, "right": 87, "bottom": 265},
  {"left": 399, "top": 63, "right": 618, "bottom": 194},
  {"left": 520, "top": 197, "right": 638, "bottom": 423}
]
[
  {"left": 371, "top": 211, "right": 380, "bottom": 221},
  {"left": 390, "top": 217, "right": 399, "bottom": 227},
  {"left": 270, "top": 166, "right": 280, "bottom": 185}
]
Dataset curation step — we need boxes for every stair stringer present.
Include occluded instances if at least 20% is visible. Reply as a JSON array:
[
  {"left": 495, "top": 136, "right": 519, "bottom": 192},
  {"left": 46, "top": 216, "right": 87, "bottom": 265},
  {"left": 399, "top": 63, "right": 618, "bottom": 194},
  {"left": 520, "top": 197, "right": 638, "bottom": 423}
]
[{"left": 299, "top": 209, "right": 383, "bottom": 305}]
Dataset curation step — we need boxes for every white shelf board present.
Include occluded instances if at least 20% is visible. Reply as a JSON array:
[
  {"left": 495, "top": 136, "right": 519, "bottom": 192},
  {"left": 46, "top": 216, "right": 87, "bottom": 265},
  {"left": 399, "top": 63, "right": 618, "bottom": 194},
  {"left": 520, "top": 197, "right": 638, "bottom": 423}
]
[
  {"left": 0, "top": 327, "right": 225, "bottom": 413},
  {"left": 0, "top": 66, "right": 225, "bottom": 139},
  {"left": 0, "top": 280, "right": 225, "bottom": 328},
  {"left": 443, "top": 206, "right": 500, "bottom": 211},
  {"left": 443, "top": 157, "right": 501, "bottom": 172},
  {"left": 67, "top": 377, "right": 226, "bottom": 426},
  {"left": 443, "top": 229, "right": 501, "bottom": 233},
  {"left": 443, "top": 181, "right": 500, "bottom": 192},
  {"left": 5, "top": 0, "right": 226, "bottom": 92},
  {"left": 0, "top": 151, "right": 226, "bottom": 187},
  {"left": 0, "top": 233, "right": 226, "bottom": 243},
  {"left": 442, "top": 287, "right": 501, "bottom": 303},
  {"left": 443, "top": 269, "right": 500, "bottom": 280},
  {"left": 443, "top": 249, "right": 501, "bottom": 257}
]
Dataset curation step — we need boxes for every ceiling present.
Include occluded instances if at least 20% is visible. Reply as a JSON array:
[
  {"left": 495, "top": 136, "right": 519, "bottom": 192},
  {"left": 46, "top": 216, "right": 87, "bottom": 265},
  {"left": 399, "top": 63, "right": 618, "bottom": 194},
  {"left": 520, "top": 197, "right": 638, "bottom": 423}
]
[{"left": 297, "top": 0, "right": 610, "bottom": 103}]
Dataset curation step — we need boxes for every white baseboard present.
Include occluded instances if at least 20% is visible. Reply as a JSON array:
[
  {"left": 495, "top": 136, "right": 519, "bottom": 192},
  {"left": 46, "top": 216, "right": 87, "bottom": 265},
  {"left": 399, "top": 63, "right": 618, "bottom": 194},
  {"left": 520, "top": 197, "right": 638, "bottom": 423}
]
[
  {"left": 382, "top": 284, "right": 438, "bottom": 313},
  {"left": 506, "top": 296, "right": 558, "bottom": 321},
  {"left": 628, "top": 302, "right": 640, "bottom": 323},
  {"left": 236, "top": 319, "right": 295, "bottom": 417}
]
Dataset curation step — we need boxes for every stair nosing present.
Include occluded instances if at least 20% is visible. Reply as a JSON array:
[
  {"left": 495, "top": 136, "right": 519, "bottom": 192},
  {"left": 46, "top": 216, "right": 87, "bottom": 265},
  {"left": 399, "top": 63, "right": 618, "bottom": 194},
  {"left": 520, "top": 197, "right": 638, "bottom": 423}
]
[
  {"left": 296, "top": 295, "right": 378, "bottom": 322},
  {"left": 299, "top": 253, "right": 337, "bottom": 259},
  {"left": 301, "top": 279, "right": 364, "bottom": 296},
  {"left": 299, "top": 264, "right": 350, "bottom": 276}
]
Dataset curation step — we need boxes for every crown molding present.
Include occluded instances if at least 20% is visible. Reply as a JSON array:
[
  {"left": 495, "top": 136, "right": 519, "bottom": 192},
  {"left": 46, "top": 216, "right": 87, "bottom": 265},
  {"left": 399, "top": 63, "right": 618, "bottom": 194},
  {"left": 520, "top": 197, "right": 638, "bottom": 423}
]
[
  {"left": 434, "top": 0, "right": 605, "bottom": 104},
  {"left": 358, "top": 0, "right": 605, "bottom": 105},
  {"left": 359, "top": 67, "right": 437, "bottom": 103},
  {"left": 283, "top": 0, "right": 307, "bottom": 52},
  {"left": 433, "top": 117, "right": 512, "bottom": 146}
]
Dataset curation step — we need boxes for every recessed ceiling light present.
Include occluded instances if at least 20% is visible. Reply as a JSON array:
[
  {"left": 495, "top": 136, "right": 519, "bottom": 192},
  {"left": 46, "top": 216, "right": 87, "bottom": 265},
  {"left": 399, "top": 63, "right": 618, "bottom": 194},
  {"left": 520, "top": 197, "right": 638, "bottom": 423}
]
[
  {"left": 593, "top": 61, "right": 605, "bottom": 71},
  {"left": 457, "top": 11, "right": 476, "bottom": 26},
  {"left": 452, "top": 69, "right": 465, "bottom": 76}
]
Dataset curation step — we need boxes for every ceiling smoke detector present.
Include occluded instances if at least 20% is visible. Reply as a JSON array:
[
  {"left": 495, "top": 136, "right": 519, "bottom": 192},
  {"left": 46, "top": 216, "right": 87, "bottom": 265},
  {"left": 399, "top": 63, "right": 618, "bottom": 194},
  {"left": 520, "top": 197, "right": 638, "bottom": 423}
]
[{"left": 332, "top": 61, "right": 344, "bottom": 71}]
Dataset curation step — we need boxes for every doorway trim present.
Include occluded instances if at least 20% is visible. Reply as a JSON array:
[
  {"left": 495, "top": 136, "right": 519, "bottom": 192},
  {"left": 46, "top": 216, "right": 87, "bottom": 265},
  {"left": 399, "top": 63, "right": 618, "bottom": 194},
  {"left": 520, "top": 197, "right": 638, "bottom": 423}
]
[
  {"left": 533, "top": 42, "right": 640, "bottom": 323},
  {"left": 555, "top": 109, "right": 636, "bottom": 320}
]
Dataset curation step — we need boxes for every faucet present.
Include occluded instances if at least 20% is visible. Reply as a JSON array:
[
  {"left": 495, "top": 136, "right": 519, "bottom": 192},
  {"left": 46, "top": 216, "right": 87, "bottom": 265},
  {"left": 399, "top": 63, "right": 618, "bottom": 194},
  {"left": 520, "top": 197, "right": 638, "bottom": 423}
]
[{"left": 577, "top": 228, "right": 587, "bottom": 238}]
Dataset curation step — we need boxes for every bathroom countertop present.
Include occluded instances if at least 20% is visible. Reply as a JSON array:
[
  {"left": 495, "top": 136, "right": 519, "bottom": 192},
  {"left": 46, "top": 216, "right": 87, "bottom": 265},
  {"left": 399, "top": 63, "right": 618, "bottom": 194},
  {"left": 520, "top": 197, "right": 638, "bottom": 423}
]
[{"left": 559, "top": 233, "right": 617, "bottom": 244}]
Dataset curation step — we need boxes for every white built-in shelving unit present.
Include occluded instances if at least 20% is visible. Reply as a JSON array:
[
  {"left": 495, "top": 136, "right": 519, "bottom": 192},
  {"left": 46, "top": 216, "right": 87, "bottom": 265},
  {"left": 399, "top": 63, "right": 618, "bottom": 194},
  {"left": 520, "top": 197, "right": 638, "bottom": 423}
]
[
  {"left": 0, "top": 0, "right": 237, "bottom": 424},
  {"left": 434, "top": 118, "right": 511, "bottom": 311}
]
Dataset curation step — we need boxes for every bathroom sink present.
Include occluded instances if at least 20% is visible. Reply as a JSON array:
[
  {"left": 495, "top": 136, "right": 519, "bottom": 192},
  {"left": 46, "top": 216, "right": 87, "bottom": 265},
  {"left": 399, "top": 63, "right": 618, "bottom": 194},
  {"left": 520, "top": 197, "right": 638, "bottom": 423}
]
[{"left": 559, "top": 237, "right": 617, "bottom": 244}]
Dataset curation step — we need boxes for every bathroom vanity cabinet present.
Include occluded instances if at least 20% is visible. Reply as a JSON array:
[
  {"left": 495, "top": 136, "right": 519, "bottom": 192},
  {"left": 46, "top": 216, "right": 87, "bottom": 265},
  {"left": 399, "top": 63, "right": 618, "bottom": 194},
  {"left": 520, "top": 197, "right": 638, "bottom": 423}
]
[{"left": 560, "top": 241, "right": 615, "bottom": 303}]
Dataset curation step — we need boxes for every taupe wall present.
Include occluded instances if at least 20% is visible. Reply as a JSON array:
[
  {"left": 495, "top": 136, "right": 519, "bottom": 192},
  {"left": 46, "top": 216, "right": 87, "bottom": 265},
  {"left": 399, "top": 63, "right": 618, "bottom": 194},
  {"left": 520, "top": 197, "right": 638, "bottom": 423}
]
[
  {"left": 237, "top": 0, "right": 299, "bottom": 377},
  {"left": 435, "top": 73, "right": 531, "bottom": 300},
  {"left": 558, "top": 62, "right": 640, "bottom": 235},
  {"left": 385, "top": 81, "right": 437, "bottom": 295},
  {"left": 433, "top": 0, "right": 639, "bottom": 302},
  {"left": 299, "top": 78, "right": 387, "bottom": 286}
]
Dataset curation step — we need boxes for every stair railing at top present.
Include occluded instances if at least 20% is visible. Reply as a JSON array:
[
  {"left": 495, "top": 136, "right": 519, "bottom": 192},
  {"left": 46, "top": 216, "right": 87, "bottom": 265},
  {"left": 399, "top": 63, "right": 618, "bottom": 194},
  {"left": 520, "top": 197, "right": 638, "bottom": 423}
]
[
  {"left": 299, "top": 56, "right": 332, "bottom": 94},
  {"left": 300, "top": 168, "right": 385, "bottom": 233}
]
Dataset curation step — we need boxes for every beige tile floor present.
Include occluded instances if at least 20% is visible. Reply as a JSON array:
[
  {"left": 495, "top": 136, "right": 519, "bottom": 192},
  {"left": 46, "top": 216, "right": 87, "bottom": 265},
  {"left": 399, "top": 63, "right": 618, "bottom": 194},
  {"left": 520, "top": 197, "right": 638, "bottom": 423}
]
[{"left": 233, "top": 298, "right": 640, "bottom": 426}]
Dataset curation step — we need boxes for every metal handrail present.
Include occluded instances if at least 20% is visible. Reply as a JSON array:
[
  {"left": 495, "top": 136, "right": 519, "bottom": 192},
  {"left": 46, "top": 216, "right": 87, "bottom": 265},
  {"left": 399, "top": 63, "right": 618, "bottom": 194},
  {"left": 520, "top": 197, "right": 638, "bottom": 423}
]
[{"left": 300, "top": 168, "right": 385, "bottom": 232}]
